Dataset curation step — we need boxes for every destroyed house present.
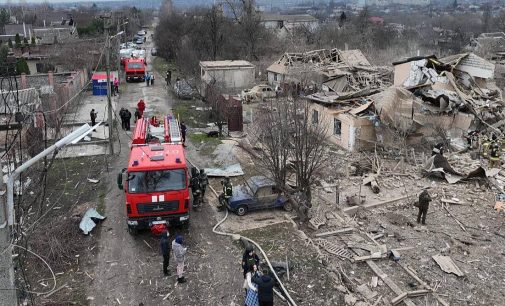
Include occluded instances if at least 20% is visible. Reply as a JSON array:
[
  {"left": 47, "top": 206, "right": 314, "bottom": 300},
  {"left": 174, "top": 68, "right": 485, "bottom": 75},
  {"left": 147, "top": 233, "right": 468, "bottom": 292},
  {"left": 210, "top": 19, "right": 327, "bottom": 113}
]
[
  {"left": 307, "top": 93, "right": 377, "bottom": 152},
  {"left": 389, "top": 53, "right": 503, "bottom": 147},
  {"left": 266, "top": 48, "right": 387, "bottom": 89}
]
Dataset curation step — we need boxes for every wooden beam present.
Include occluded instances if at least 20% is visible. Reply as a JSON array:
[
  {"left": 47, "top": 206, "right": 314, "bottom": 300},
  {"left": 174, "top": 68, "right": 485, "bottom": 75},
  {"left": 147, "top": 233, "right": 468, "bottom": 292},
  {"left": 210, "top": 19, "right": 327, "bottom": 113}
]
[
  {"left": 343, "top": 194, "right": 414, "bottom": 215},
  {"left": 314, "top": 227, "right": 354, "bottom": 237},
  {"left": 398, "top": 262, "right": 450, "bottom": 306}
]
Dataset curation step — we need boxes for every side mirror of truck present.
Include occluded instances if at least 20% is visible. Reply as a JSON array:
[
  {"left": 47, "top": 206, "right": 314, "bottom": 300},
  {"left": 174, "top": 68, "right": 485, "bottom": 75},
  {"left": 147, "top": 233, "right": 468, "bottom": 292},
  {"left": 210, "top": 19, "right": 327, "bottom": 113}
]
[{"left": 117, "top": 168, "right": 126, "bottom": 190}]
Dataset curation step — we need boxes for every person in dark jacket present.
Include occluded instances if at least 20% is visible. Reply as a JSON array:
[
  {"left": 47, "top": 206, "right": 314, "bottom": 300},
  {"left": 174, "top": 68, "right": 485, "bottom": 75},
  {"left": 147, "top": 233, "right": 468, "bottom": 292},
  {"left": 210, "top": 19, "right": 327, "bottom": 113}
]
[
  {"left": 134, "top": 108, "right": 142, "bottom": 123},
  {"left": 160, "top": 231, "right": 170, "bottom": 276},
  {"left": 180, "top": 121, "right": 187, "bottom": 147},
  {"left": 417, "top": 189, "right": 432, "bottom": 225},
  {"left": 242, "top": 244, "right": 260, "bottom": 278},
  {"left": 252, "top": 268, "right": 275, "bottom": 306},
  {"left": 125, "top": 109, "right": 132, "bottom": 131},
  {"left": 119, "top": 108, "right": 125, "bottom": 130}
]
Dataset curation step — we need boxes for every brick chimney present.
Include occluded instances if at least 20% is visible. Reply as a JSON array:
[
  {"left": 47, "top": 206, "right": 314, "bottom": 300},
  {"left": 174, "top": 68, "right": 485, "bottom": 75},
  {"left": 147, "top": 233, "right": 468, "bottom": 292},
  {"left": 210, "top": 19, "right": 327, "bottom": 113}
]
[
  {"left": 48, "top": 71, "right": 54, "bottom": 87},
  {"left": 20, "top": 73, "right": 27, "bottom": 89}
]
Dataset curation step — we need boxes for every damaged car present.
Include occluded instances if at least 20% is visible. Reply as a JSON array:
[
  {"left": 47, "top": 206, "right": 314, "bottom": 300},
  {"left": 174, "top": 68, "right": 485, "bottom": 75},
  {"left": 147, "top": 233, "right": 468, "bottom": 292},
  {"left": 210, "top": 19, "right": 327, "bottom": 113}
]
[
  {"left": 226, "top": 176, "right": 292, "bottom": 216},
  {"left": 241, "top": 85, "right": 276, "bottom": 103}
]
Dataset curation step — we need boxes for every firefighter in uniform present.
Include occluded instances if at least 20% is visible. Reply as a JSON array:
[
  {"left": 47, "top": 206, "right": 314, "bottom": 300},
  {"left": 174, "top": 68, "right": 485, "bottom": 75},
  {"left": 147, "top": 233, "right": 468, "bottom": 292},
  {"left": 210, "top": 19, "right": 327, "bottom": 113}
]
[
  {"left": 199, "top": 169, "right": 209, "bottom": 200},
  {"left": 481, "top": 135, "right": 491, "bottom": 158},
  {"left": 190, "top": 168, "right": 202, "bottom": 210},
  {"left": 218, "top": 177, "right": 233, "bottom": 211},
  {"left": 489, "top": 142, "right": 502, "bottom": 169}
]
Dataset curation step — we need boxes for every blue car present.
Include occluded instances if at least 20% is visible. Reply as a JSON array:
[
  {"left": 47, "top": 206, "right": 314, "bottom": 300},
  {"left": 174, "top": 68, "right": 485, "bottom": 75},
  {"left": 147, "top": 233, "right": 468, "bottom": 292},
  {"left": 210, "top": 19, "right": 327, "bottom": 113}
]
[{"left": 227, "top": 176, "right": 292, "bottom": 216}]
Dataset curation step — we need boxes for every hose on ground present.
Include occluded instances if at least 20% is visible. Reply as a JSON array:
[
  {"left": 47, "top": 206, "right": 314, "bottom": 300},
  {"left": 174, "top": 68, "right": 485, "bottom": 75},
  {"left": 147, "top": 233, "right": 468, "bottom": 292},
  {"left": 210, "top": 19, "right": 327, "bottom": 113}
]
[{"left": 187, "top": 159, "right": 297, "bottom": 306}]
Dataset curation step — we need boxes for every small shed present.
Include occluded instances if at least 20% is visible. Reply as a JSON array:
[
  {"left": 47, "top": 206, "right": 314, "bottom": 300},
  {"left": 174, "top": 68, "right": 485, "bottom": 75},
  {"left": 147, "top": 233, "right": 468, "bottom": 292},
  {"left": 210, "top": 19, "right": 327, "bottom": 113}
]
[{"left": 91, "top": 72, "right": 116, "bottom": 96}]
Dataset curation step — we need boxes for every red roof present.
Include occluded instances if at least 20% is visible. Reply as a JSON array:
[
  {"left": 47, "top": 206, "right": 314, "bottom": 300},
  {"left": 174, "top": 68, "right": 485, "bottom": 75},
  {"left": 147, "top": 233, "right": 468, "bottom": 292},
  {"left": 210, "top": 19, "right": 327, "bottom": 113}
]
[{"left": 92, "top": 73, "right": 115, "bottom": 81}]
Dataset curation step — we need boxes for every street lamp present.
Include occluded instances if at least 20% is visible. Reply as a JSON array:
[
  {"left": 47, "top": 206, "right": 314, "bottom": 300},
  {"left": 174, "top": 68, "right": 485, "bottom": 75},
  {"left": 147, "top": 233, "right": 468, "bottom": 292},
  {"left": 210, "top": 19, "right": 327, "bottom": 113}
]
[{"left": 5, "top": 123, "right": 96, "bottom": 225}]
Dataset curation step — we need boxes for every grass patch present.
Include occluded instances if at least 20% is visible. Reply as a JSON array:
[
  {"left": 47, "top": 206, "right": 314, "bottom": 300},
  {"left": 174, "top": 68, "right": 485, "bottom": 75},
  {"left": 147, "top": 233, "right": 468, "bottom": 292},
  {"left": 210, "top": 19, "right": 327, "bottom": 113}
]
[
  {"left": 173, "top": 102, "right": 209, "bottom": 128},
  {"left": 189, "top": 132, "right": 221, "bottom": 144}
]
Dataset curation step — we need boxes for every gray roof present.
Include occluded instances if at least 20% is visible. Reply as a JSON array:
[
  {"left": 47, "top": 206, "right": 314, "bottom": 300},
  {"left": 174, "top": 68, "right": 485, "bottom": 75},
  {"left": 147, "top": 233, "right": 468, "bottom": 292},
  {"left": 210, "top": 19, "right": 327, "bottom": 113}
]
[
  {"left": 4, "top": 24, "right": 33, "bottom": 37},
  {"left": 0, "top": 88, "right": 41, "bottom": 114}
]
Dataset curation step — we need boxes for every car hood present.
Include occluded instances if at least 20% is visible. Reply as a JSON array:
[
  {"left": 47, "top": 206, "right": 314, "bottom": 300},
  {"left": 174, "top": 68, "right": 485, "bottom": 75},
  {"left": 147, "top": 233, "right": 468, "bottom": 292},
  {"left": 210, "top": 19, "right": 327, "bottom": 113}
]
[{"left": 230, "top": 186, "right": 252, "bottom": 202}]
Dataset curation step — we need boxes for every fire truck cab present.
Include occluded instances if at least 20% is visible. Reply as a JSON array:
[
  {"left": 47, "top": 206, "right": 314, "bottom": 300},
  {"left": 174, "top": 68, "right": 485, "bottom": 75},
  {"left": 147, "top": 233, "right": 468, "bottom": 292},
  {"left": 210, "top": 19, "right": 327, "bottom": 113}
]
[{"left": 117, "top": 115, "right": 190, "bottom": 234}]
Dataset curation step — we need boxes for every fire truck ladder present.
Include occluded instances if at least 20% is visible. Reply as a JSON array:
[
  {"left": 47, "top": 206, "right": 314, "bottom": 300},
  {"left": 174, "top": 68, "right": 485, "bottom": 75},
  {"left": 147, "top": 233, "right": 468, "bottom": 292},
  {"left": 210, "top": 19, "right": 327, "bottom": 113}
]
[
  {"left": 164, "top": 115, "right": 182, "bottom": 143},
  {"left": 132, "top": 117, "right": 149, "bottom": 146}
]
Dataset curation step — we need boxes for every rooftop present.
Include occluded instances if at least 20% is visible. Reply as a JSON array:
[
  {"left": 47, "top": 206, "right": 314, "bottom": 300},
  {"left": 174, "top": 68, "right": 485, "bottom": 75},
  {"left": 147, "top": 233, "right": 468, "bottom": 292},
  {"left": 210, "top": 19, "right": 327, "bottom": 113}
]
[{"left": 200, "top": 60, "right": 254, "bottom": 69}]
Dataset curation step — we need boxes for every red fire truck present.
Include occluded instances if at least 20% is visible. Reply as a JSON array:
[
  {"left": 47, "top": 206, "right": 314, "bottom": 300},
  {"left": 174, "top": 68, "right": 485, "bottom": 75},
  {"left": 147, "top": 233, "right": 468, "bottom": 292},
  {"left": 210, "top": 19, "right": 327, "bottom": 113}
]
[
  {"left": 125, "top": 58, "right": 146, "bottom": 82},
  {"left": 117, "top": 115, "right": 190, "bottom": 234}
]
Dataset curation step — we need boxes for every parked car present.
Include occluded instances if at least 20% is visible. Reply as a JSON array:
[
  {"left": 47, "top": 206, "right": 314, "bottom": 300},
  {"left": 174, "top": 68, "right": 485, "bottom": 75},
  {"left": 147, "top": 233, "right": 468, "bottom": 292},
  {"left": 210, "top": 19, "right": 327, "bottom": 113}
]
[
  {"left": 241, "top": 85, "right": 276, "bottom": 103},
  {"left": 226, "top": 176, "right": 292, "bottom": 216},
  {"left": 174, "top": 79, "right": 195, "bottom": 99},
  {"left": 134, "top": 37, "right": 144, "bottom": 45},
  {"left": 151, "top": 47, "right": 157, "bottom": 56}
]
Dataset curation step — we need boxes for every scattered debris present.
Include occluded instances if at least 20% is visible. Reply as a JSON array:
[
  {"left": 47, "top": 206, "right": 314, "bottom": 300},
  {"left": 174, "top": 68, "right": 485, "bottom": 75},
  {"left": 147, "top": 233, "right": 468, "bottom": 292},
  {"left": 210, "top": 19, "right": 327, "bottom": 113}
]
[
  {"left": 432, "top": 254, "right": 464, "bottom": 277},
  {"left": 79, "top": 208, "right": 106, "bottom": 235},
  {"left": 204, "top": 164, "right": 244, "bottom": 177},
  {"left": 87, "top": 178, "right": 100, "bottom": 184}
]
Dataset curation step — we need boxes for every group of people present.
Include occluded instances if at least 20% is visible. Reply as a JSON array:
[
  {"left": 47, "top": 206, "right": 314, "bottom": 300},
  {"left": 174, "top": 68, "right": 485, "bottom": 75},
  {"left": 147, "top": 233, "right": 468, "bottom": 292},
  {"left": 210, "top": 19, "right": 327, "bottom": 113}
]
[
  {"left": 160, "top": 231, "right": 187, "bottom": 283},
  {"left": 189, "top": 168, "right": 209, "bottom": 210},
  {"left": 119, "top": 108, "right": 132, "bottom": 131},
  {"left": 242, "top": 245, "right": 276, "bottom": 306},
  {"left": 145, "top": 73, "right": 155, "bottom": 86}
]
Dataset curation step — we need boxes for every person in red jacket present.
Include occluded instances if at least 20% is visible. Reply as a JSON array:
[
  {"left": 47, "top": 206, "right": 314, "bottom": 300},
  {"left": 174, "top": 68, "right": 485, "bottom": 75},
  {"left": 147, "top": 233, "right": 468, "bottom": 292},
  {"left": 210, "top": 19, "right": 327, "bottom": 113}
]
[{"left": 137, "top": 99, "right": 146, "bottom": 116}]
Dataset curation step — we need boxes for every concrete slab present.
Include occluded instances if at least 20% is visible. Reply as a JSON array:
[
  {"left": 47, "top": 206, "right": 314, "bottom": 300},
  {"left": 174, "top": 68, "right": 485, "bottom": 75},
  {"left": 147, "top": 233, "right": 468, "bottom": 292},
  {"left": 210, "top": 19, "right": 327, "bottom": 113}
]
[{"left": 56, "top": 143, "right": 108, "bottom": 158}]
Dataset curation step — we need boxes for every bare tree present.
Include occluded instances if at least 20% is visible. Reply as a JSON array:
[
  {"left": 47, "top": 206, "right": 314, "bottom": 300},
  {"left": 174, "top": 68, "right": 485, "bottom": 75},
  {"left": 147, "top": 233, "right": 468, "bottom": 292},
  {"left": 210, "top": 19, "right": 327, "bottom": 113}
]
[
  {"left": 225, "top": 0, "right": 266, "bottom": 60},
  {"left": 251, "top": 96, "right": 330, "bottom": 220}
]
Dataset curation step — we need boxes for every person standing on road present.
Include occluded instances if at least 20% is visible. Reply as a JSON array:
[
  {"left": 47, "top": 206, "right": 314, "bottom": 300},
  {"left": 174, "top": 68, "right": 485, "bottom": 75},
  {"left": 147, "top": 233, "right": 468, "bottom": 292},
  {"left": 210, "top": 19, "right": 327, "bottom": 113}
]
[
  {"left": 160, "top": 231, "right": 171, "bottom": 276},
  {"left": 114, "top": 77, "right": 119, "bottom": 95},
  {"left": 252, "top": 268, "right": 275, "bottom": 306},
  {"left": 134, "top": 108, "right": 142, "bottom": 123},
  {"left": 137, "top": 99, "right": 146, "bottom": 117},
  {"left": 172, "top": 235, "right": 187, "bottom": 283},
  {"left": 119, "top": 108, "right": 126, "bottom": 130},
  {"left": 244, "top": 264, "right": 260, "bottom": 306},
  {"left": 199, "top": 169, "right": 209, "bottom": 200},
  {"left": 125, "top": 109, "right": 132, "bottom": 131},
  {"left": 151, "top": 73, "right": 155, "bottom": 86},
  {"left": 145, "top": 73, "right": 150, "bottom": 86},
  {"left": 166, "top": 70, "right": 171, "bottom": 85},
  {"left": 417, "top": 189, "right": 432, "bottom": 225},
  {"left": 180, "top": 121, "right": 187, "bottom": 147},
  {"left": 90, "top": 109, "right": 97, "bottom": 131}
]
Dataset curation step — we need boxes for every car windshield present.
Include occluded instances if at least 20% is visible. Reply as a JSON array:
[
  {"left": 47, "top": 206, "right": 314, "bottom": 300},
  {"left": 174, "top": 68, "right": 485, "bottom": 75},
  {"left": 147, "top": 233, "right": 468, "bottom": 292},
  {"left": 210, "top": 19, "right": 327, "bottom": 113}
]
[
  {"left": 128, "top": 63, "right": 143, "bottom": 69},
  {"left": 245, "top": 178, "right": 259, "bottom": 195},
  {"left": 128, "top": 169, "right": 186, "bottom": 193}
]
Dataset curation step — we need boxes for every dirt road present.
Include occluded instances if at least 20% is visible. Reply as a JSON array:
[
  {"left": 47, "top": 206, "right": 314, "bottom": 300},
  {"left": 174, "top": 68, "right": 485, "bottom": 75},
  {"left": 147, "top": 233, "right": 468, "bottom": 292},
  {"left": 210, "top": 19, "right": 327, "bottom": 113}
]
[{"left": 88, "top": 31, "right": 243, "bottom": 306}]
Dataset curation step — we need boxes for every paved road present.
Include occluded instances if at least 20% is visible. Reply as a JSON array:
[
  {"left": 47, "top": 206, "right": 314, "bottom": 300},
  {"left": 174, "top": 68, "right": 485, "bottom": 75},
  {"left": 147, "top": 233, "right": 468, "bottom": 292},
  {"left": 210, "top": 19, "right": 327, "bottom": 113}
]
[{"left": 88, "top": 30, "right": 243, "bottom": 306}]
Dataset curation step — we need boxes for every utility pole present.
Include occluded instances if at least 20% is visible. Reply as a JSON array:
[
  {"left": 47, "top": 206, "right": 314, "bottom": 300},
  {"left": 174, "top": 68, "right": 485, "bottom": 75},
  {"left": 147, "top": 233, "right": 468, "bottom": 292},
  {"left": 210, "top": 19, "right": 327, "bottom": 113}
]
[
  {"left": 103, "top": 17, "right": 114, "bottom": 155},
  {"left": 0, "top": 158, "right": 17, "bottom": 306}
]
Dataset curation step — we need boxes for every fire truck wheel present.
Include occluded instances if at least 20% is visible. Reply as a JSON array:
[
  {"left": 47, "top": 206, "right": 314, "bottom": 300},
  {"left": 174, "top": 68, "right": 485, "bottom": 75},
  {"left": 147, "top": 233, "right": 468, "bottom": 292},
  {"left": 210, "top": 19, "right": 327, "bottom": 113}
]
[
  {"left": 236, "top": 205, "right": 248, "bottom": 216},
  {"left": 127, "top": 226, "right": 138, "bottom": 235}
]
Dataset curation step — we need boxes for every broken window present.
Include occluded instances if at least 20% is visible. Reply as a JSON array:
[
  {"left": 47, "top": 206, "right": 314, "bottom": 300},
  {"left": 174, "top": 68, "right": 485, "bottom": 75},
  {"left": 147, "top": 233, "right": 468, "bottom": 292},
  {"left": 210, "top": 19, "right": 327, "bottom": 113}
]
[
  {"left": 334, "top": 118, "right": 342, "bottom": 137},
  {"left": 274, "top": 73, "right": 278, "bottom": 81},
  {"left": 312, "top": 110, "right": 319, "bottom": 124}
]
